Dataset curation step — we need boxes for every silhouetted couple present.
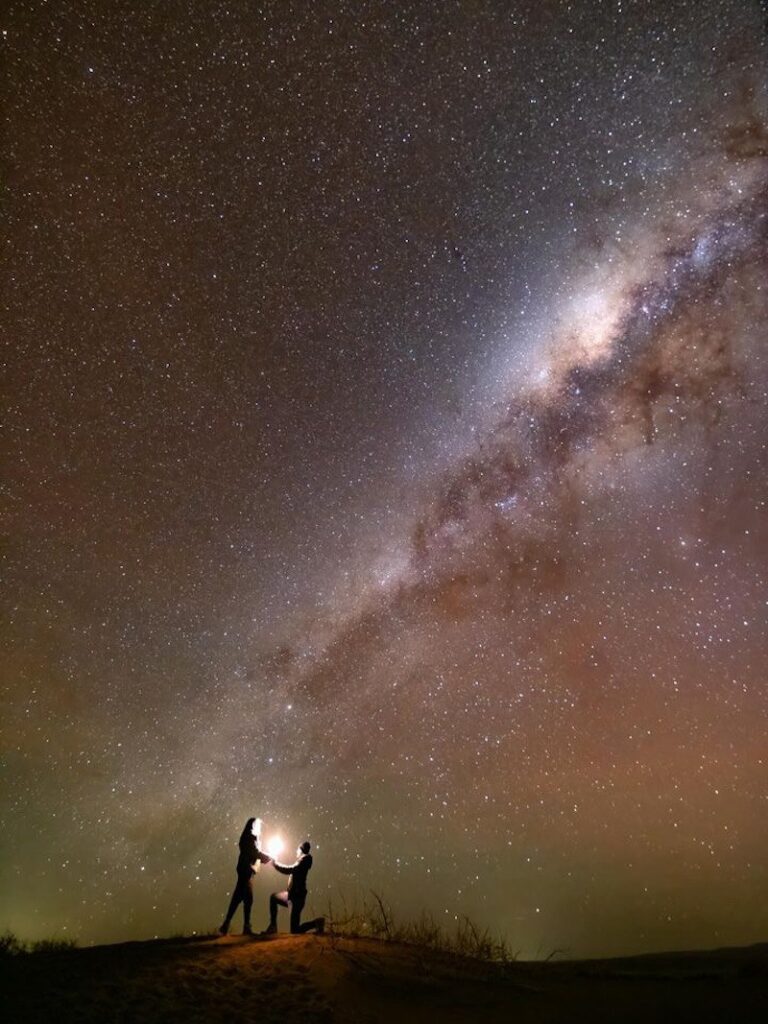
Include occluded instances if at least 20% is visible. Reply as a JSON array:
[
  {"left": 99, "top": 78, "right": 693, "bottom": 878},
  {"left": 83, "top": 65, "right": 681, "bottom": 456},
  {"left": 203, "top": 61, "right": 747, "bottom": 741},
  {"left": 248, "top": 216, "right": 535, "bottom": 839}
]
[{"left": 219, "top": 818, "right": 324, "bottom": 937}]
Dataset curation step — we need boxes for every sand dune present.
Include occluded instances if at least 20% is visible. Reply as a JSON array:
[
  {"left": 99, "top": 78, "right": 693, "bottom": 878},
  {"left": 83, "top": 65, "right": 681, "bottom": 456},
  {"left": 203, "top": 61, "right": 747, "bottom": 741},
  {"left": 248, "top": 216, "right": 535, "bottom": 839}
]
[{"left": 2, "top": 933, "right": 766, "bottom": 1023}]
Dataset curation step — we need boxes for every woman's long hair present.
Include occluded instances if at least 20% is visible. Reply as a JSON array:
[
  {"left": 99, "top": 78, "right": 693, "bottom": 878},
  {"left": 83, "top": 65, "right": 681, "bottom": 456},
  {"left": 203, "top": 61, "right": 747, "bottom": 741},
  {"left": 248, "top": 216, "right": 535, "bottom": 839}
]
[{"left": 239, "top": 817, "right": 256, "bottom": 845}]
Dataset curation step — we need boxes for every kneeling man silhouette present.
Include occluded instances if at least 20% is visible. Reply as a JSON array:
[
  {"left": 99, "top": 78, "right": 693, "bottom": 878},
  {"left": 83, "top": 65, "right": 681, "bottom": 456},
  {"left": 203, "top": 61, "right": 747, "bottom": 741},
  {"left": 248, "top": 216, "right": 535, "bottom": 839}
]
[{"left": 264, "top": 840, "right": 325, "bottom": 935}]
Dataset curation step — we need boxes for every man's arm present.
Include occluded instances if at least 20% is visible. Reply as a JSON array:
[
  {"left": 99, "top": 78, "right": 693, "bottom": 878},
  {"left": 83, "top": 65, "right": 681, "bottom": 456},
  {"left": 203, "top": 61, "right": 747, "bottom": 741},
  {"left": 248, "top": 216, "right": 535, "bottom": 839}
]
[{"left": 272, "top": 860, "right": 297, "bottom": 876}]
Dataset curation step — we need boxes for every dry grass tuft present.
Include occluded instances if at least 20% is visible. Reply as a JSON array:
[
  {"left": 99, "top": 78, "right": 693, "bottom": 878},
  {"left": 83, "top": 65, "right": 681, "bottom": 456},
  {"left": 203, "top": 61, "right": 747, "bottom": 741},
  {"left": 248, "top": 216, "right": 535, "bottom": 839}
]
[
  {"left": 0, "top": 931, "right": 78, "bottom": 956},
  {"left": 325, "top": 891, "right": 519, "bottom": 963}
]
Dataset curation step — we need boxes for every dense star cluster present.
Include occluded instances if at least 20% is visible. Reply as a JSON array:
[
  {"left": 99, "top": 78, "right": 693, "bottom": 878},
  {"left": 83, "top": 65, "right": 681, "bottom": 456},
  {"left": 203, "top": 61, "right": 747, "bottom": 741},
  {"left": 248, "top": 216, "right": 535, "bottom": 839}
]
[{"left": 2, "top": 2, "right": 766, "bottom": 957}]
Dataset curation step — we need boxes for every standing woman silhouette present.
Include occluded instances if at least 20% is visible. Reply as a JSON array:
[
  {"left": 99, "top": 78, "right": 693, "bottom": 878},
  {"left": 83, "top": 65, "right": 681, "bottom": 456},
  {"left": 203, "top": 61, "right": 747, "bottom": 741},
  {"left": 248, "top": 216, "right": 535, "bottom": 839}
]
[{"left": 219, "top": 817, "right": 271, "bottom": 935}]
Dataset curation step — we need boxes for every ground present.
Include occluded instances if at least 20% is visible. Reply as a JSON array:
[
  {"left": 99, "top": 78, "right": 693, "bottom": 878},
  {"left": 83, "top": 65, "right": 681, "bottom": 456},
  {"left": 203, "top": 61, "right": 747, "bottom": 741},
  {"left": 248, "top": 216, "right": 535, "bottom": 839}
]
[{"left": 2, "top": 933, "right": 767, "bottom": 1023}]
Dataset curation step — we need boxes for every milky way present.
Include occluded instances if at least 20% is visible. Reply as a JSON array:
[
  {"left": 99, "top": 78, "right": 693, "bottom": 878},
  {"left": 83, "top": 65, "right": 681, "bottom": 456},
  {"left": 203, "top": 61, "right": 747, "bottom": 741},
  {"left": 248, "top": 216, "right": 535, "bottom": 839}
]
[
  {"left": 2, "top": 2, "right": 767, "bottom": 957},
  {"left": 257, "top": 145, "right": 768, "bottom": 957}
]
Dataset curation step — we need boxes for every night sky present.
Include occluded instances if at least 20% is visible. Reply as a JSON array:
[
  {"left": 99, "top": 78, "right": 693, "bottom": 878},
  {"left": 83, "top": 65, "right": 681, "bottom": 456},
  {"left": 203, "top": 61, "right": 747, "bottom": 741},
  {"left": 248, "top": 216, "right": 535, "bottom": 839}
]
[{"left": 2, "top": 1, "right": 767, "bottom": 958}]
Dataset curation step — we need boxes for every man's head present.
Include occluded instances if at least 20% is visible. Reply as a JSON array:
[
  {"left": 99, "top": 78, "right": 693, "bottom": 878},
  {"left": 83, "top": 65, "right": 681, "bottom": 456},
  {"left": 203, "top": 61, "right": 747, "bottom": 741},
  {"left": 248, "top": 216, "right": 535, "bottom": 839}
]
[{"left": 299, "top": 841, "right": 311, "bottom": 855}]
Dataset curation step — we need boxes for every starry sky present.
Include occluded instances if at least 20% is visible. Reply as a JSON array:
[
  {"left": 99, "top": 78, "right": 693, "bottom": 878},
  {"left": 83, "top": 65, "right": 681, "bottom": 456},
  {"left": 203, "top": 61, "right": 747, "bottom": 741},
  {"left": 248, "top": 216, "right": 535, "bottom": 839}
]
[{"left": 2, "top": 1, "right": 767, "bottom": 958}]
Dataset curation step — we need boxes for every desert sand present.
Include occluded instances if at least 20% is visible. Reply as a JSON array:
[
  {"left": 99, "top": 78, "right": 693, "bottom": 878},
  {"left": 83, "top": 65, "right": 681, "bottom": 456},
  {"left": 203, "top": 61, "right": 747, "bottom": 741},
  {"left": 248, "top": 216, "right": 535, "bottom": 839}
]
[{"left": 2, "top": 932, "right": 767, "bottom": 1023}]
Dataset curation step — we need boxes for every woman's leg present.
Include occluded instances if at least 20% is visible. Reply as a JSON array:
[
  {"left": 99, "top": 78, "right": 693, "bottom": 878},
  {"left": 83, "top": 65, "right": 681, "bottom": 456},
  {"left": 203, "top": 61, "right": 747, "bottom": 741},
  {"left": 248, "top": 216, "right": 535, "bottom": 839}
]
[
  {"left": 242, "top": 875, "right": 254, "bottom": 933},
  {"left": 221, "top": 879, "right": 243, "bottom": 933},
  {"left": 221, "top": 872, "right": 251, "bottom": 933}
]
